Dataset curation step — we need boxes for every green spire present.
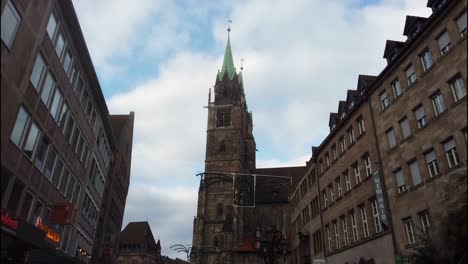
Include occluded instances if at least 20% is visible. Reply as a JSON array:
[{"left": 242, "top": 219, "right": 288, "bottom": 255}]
[{"left": 218, "top": 34, "right": 236, "bottom": 81}]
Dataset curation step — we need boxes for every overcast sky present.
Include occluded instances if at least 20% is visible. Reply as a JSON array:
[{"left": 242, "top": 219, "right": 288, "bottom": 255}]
[{"left": 72, "top": 0, "right": 431, "bottom": 259}]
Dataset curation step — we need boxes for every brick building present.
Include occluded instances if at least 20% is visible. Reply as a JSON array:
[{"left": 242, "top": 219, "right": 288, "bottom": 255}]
[
  {"left": 288, "top": 0, "right": 466, "bottom": 263},
  {"left": 1, "top": 0, "right": 134, "bottom": 263}
]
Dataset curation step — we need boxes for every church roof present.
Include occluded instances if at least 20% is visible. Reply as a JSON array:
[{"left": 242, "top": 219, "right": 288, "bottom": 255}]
[
  {"left": 119, "top": 221, "right": 158, "bottom": 250},
  {"left": 218, "top": 34, "right": 237, "bottom": 81}
]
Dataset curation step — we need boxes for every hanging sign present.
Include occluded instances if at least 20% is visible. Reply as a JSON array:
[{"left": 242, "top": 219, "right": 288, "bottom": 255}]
[
  {"left": 233, "top": 174, "right": 256, "bottom": 207},
  {"left": 373, "top": 170, "right": 389, "bottom": 227},
  {"left": 35, "top": 217, "right": 60, "bottom": 244},
  {"left": 1, "top": 210, "right": 19, "bottom": 231}
]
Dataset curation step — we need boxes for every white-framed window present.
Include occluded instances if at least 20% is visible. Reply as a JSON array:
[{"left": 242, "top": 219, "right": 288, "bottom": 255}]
[
  {"left": 404, "top": 219, "right": 416, "bottom": 245},
  {"left": 323, "top": 191, "right": 327, "bottom": 208},
  {"left": 372, "top": 200, "right": 382, "bottom": 233},
  {"left": 50, "top": 89, "right": 63, "bottom": 121},
  {"left": 332, "top": 145, "right": 337, "bottom": 160},
  {"left": 456, "top": 11, "right": 467, "bottom": 37},
  {"left": 395, "top": 169, "right": 406, "bottom": 193},
  {"left": 43, "top": 148, "right": 57, "bottom": 179},
  {"left": 326, "top": 226, "right": 332, "bottom": 252},
  {"left": 425, "top": 150, "right": 439, "bottom": 178},
  {"left": 414, "top": 105, "right": 427, "bottom": 129},
  {"left": 348, "top": 127, "right": 355, "bottom": 144},
  {"left": 399, "top": 117, "right": 411, "bottom": 139},
  {"left": 342, "top": 217, "right": 349, "bottom": 246},
  {"left": 340, "top": 111, "right": 345, "bottom": 120},
  {"left": 34, "top": 135, "right": 50, "bottom": 171},
  {"left": 30, "top": 54, "right": 46, "bottom": 90},
  {"left": 431, "top": 92, "right": 446, "bottom": 116},
  {"left": 345, "top": 173, "right": 351, "bottom": 191},
  {"left": 380, "top": 91, "right": 389, "bottom": 110},
  {"left": 340, "top": 137, "right": 346, "bottom": 152},
  {"left": 350, "top": 212, "right": 359, "bottom": 242},
  {"left": 23, "top": 122, "right": 40, "bottom": 160},
  {"left": 337, "top": 177, "right": 342, "bottom": 197},
  {"left": 386, "top": 128, "right": 397, "bottom": 149},
  {"left": 46, "top": 12, "right": 58, "bottom": 40},
  {"left": 55, "top": 31, "right": 66, "bottom": 59},
  {"left": 443, "top": 139, "right": 459, "bottom": 168},
  {"left": 334, "top": 222, "right": 341, "bottom": 249},
  {"left": 419, "top": 49, "right": 433, "bottom": 72},
  {"left": 1, "top": 0, "right": 21, "bottom": 49},
  {"left": 450, "top": 76, "right": 466, "bottom": 102},
  {"left": 62, "top": 49, "right": 73, "bottom": 75},
  {"left": 10, "top": 106, "right": 31, "bottom": 148},
  {"left": 326, "top": 153, "right": 330, "bottom": 167},
  {"left": 437, "top": 31, "right": 451, "bottom": 55},
  {"left": 364, "top": 156, "right": 372, "bottom": 177},
  {"left": 320, "top": 160, "right": 324, "bottom": 173},
  {"left": 406, "top": 65, "right": 417, "bottom": 86},
  {"left": 40, "top": 72, "right": 56, "bottom": 108},
  {"left": 360, "top": 206, "right": 370, "bottom": 238},
  {"left": 357, "top": 116, "right": 365, "bottom": 134},
  {"left": 58, "top": 102, "right": 69, "bottom": 131},
  {"left": 409, "top": 160, "right": 422, "bottom": 186},
  {"left": 420, "top": 212, "right": 431, "bottom": 237},
  {"left": 354, "top": 163, "right": 361, "bottom": 184},
  {"left": 329, "top": 185, "right": 334, "bottom": 203},
  {"left": 392, "top": 79, "right": 402, "bottom": 98}
]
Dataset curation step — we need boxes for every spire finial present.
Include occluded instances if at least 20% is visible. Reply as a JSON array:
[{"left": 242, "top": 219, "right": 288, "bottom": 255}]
[
  {"left": 227, "top": 20, "right": 232, "bottom": 34},
  {"left": 240, "top": 58, "right": 244, "bottom": 71}
]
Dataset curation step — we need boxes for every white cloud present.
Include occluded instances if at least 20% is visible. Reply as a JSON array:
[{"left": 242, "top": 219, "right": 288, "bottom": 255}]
[{"left": 74, "top": 0, "right": 432, "bottom": 259}]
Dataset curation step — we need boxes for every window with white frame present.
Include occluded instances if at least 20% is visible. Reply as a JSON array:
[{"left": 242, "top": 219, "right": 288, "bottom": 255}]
[
  {"left": 350, "top": 212, "right": 359, "bottom": 242},
  {"left": 326, "top": 226, "right": 332, "bottom": 252},
  {"left": 58, "top": 102, "right": 69, "bottom": 131},
  {"left": 1, "top": 0, "right": 21, "bottom": 49},
  {"left": 23, "top": 122, "right": 40, "bottom": 160},
  {"left": 357, "top": 116, "right": 365, "bottom": 134},
  {"left": 43, "top": 148, "right": 57, "bottom": 179},
  {"left": 406, "top": 65, "right": 417, "bottom": 86},
  {"left": 437, "top": 31, "right": 451, "bottom": 55},
  {"left": 392, "top": 79, "right": 402, "bottom": 98},
  {"left": 348, "top": 127, "right": 355, "bottom": 144},
  {"left": 34, "top": 135, "right": 50, "bottom": 171},
  {"left": 40, "top": 72, "right": 56, "bottom": 108},
  {"left": 62, "top": 49, "right": 72, "bottom": 74},
  {"left": 353, "top": 163, "right": 361, "bottom": 184},
  {"left": 340, "top": 136, "right": 346, "bottom": 152},
  {"left": 30, "top": 54, "right": 46, "bottom": 90},
  {"left": 408, "top": 160, "right": 422, "bottom": 186},
  {"left": 46, "top": 12, "right": 58, "bottom": 40},
  {"left": 394, "top": 169, "right": 406, "bottom": 193},
  {"left": 342, "top": 217, "right": 349, "bottom": 246},
  {"left": 380, "top": 91, "right": 389, "bottom": 110},
  {"left": 55, "top": 32, "right": 66, "bottom": 58},
  {"left": 431, "top": 92, "right": 446, "bottom": 116},
  {"left": 457, "top": 11, "right": 467, "bottom": 37},
  {"left": 332, "top": 145, "right": 337, "bottom": 160},
  {"left": 50, "top": 89, "right": 63, "bottom": 121},
  {"left": 399, "top": 117, "right": 411, "bottom": 139},
  {"left": 414, "top": 105, "right": 427, "bottom": 129},
  {"left": 420, "top": 211, "right": 431, "bottom": 237},
  {"left": 329, "top": 185, "right": 334, "bottom": 203},
  {"left": 364, "top": 155, "right": 372, "bottom": 177},
  {"left": 334, "top": 222, "right": 341, "bottom": 249},
  {"left": 326, "top": 153, "right": 330, "bottom": 167},
  {"left": 404, "top": 219, "right": 416, "bottom": 245},
  {"left": 386, "top": 128, "right": 397, "bottom": 149},
  {"left": 371, "top": 200, "right": 382, "bottom": 233},
  {"left": 337, "top": 177, "right": 342, "bottom": 197},
  {"left": 360, "top": 206, "right": 370, "bottom": 238},
  {"left": 419, "top": 49, "right": 433, "bottom": 72},
  {"left": 425, "top": 150, "right": 439, "bottom": 178},
  {"left": 323, "top": 191, "right": 327, "bottom": 208},
  {"left": 345, "top": 172, "right": 351, "bottom": 191},
  {"left": 320, "top": 160, "right": 324, "bottom": 173},
  {"left": 443, "top": 139, "right": 460, "bottom": 168},
  {"left": 450, "top": 76, "right": 467, "bottom": 102},
  {"left": 10, "top": 106, "right": 31, "bottom": 148}
]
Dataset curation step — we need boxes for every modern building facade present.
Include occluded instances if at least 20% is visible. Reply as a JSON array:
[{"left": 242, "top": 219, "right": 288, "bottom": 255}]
[
  {"left": 1, "top": 0, "right": 133, "bottom": 263},
  {"left": 288, "top": 0, "right": 467, "bottom": 263}
]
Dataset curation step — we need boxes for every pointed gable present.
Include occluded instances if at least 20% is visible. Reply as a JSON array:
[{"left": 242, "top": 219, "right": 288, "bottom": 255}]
[
  {"left": 383, "top": 40, "right": 405, "bottom": 59},
  {"left": 346, "top": 90, "right": 359, "bottom": 108},
  {"left": 403, "top": 15, "right": 428, "bottom": 38},
  {"left": 357, "top": 74, "right": 377, "bottom": 95},
  {"left": 218, "top": 35, "right": 237, "bottom": 81},
  {"left": 119, "top": 221, "right": 158, "bottom": 251},
  {"left": 329, "top": 113, "right": 339, "bottom": 131}
]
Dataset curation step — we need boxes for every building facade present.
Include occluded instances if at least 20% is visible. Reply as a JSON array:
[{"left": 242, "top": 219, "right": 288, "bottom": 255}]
[
  {"left": 1, "top": 0, "right": 133, "bottom": 263},
  {"left": 288, "top": 0, "right": 467, "bottom": 263}
]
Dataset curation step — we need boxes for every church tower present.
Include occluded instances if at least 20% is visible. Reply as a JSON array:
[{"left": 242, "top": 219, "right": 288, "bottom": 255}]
[{"left": 192, "top": 29, "right": 256, "bottom": 264}]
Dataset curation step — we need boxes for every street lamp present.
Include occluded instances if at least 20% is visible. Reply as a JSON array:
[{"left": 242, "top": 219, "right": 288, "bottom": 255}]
[{"left": 253, "top": 226, "right": 289, "bottom": 264}]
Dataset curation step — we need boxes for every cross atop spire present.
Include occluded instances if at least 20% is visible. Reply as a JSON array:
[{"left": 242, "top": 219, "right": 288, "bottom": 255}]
[{"left": 218, "top": 20, "right": 236, "bottom": 81}]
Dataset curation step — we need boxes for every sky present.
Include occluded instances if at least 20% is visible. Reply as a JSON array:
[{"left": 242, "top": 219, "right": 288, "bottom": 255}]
[{"left": 72, "top": 0, "right": 431, "bottom": 260}]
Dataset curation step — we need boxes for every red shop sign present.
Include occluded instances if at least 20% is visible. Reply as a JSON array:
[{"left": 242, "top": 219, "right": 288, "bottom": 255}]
[{"left": 1, "top": 210, "right": 19, "bottom": 231}]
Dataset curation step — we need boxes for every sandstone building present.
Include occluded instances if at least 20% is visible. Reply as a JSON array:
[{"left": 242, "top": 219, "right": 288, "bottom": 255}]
[{"left": 0, "top": 0, "right": 134, "bottom": 262}]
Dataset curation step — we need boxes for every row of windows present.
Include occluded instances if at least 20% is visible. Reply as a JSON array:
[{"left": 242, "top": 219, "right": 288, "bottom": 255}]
[
  {"left": 325, "top": 200, "right": 383, "bottom": 253},
  {"left": 322, "top": 154, "right": 373, "bottom": 209},
  {"left": 74, "top": 228, "right": 93, "bottom": 262},
  {"left": 89, "top": 158, "right": 105, "bottom": 198},
  {"left": 393, "top": 136, "right": 464, "bottom": 194},
  {"left": 10, "top": 106, "right": 82, "bottom": 204},
  {"left": 403, "top": 211, "right": 431, "bottom": 246},
  {"left": 320, "top": 116, "right": 366, "bottom": 174},
  {"left": 81, "top": 192, "right": 99, "bottom": 229}
]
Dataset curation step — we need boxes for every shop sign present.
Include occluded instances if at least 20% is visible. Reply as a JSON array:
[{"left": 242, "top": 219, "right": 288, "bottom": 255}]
[
  {"left": 35, "top": 217, "right": 60, "bottom": 244},
  {"left": 1, "top": 209, "right": 19, "bottom": 231},
  {"left": 373, "top": 170, "right": 389, "bottom": 227},
  {"left": 50, "top": 203, "right": 73, "bottom": 225}
]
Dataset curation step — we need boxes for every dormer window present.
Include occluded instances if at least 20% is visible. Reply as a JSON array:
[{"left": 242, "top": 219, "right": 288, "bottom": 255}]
[
  {"left": 340, "top": 112, "right": 346, "bottom": 120},
  {"left": 389, "top": 50, "right": 398, "bottom": 61},
  {"left": 349, "top": 101, "right": 355, "bottom": 109},
  {"left": 433, "top": 0, "right": 447, "bottom": 12},
  {"left": 408, "top": 26, "right": 419, "bottom": 39},
  {"left": 331, "top": 123, "right": 336, "bottom": 131},
  {"left": 457, "top": 12, "right": 467, "bottom": 37}
]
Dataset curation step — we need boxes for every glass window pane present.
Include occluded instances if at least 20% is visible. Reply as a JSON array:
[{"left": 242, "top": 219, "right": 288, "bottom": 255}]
[
  {"left": 44, "top": 148, "right": 57, "bottom": 179},
  {"left": 76, "top": 135, "right": 85, "bottom": 157},
  {"left": 64, "top": 116, "right": 75, "bottom": 143},
  {"left": 30, "top": 200, "right": 43, "bottom": 224},
  {"left": 24, "top": 122, "right": 40, "bottom": 159},
  {"left": 400, "top": 118, "right": 411, "bottom": 138},
  {"left": 80, "top": 90, "right": 89, "bottom": 110},
  {"left": 55, "top": 32, "right": 65, "bottom": 58},
  {"left": 46, "top": 12, "right": 57, "bottom": 40},
  {"left": 40, "top": 73, "right": 55, "bottom": 107},
  {"left": 1, "top": 0, "right": 21, "bottom": 48},
  {"left": 10, "top": 106, "right": 30, "bottom": 147},
  {"left": 1, "top": 169, "right": 12, "bottom": 202},
  {"left": 51, "top": 158, "right": 64, "bottom": 187},
  {"left": 71, "top": 128, "right": 80, "bottom": 152},
  {"left": 75, "top": 77, "right": 84, "bottom": 99},
  {"left": 443, "top": 139, "right": 456, "bottom": 151},
  {"left": 50, "top": 89, "right": 63, "bottom": 120},
  {"left": 409, "top": 161, "right": 422, "bottom": 185},
  {"left": 66, "top": 176, "right": 75, "bottom": 201},
  {"left": 30, "top": 54, "right": 46, "bottom": 89},
  {"left": 457, "top": 12, "right": 467, "bottom": 35},
  {"left": 72, "top": 183, "right": 81, "bottom": 205},
  {"left": 59, "top": 168, "right": 70, "bottom": 194},
  {"left": 19, "top": 192, "right": 33, "bottom": 220},
  {"left": 63, "top": 50, "right": 72, "bottom": 74},
  {"left": 34, "top": 136, "right": 50, "bottom": 170},
  {"left": 58, "top": 102, "right": 69, "bottom": 131},
  {"left": 6, "top": 178, "right": 24, "bottom": 215}
]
